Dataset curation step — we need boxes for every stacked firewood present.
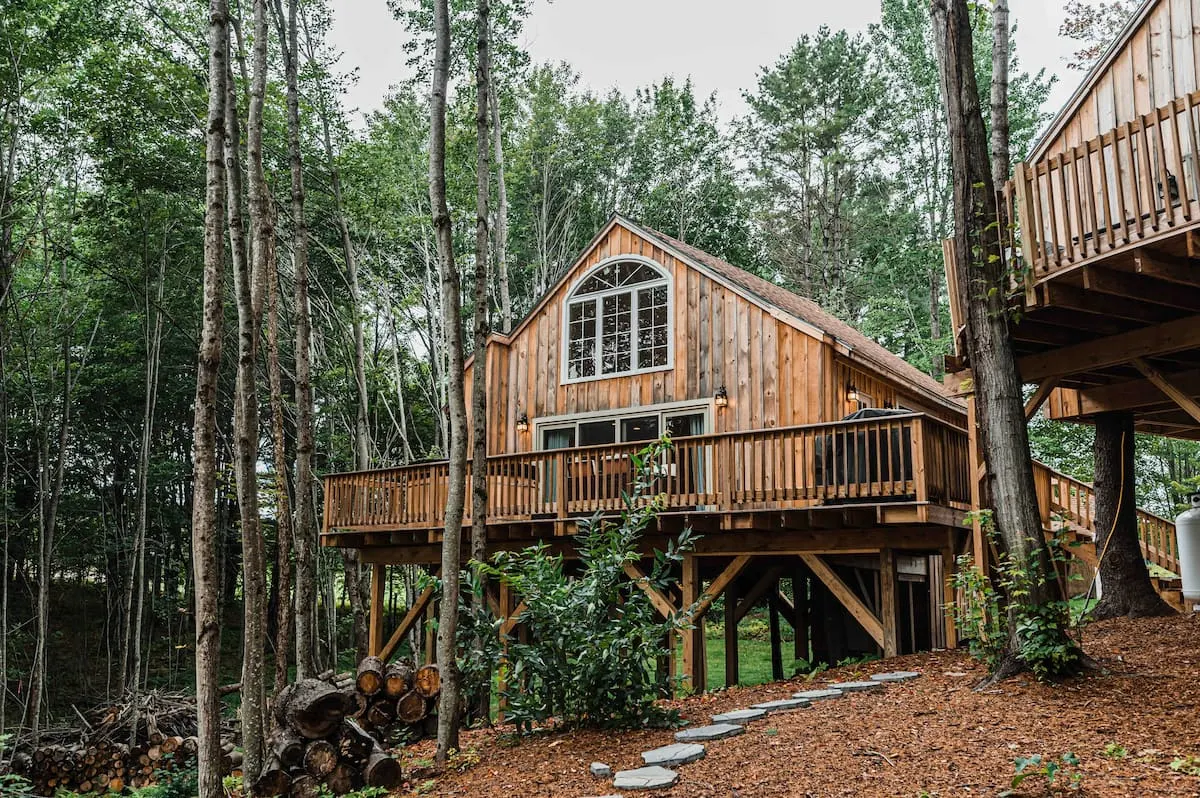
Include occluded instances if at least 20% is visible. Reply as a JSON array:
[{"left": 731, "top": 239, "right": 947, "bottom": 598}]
[
  {"left": 344, "top": 656, "right": 442, "bottom": 745},
  {"left": 12, "top": 691, "right": 238, "bottom": 795},
  {"left": 254, "top": 664, "right": 437, "bottom": 797}
]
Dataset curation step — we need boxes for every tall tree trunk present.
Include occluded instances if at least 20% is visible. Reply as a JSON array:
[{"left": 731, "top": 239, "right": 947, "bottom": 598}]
[
  {"left": 430, "top": 0, "right": 465, "bottom": 763},
  {"left": 233, "top": 0, "right": 272, "bottom": 777},
  {"left": 931, "top": 0, "right": 1076, "bottom": 681},
  {"left": 267, "top": 233, "right": 294, "bottom": 693},
  {"left": 489, "top": 79, "right": 511, "bottom": 333},
  {"left": 469, "top": 0, "right": 492, "bottom": 724},
  {"left": 130, "top": 251, "right": 166, "bottom": 742},
  {"left": 990, "top": 0, "right": 1011, "bottom": 190},
  {"left": 1091, "top": 412, "right": 1175, "bottom": 619},
  {"left": 279, "top": 0, "right": 318, "bottom": 679},
  {"left": 193, "top": 2, "right": 229, "bottom": 794}
]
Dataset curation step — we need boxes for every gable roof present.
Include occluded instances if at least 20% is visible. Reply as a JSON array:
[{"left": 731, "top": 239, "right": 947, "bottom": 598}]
[
  {"left": 485, "top": 214, "right": 962, "bottom": 414},
  {"left": 621, "top": 218, "right": 962, "bottom": 412},
  {"left": 1027, "top": 0, "right": 1156, "bottom": 162}
]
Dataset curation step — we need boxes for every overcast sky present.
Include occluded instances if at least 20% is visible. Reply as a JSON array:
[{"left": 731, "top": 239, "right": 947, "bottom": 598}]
[{"left": 328, "top": 0, "right": 1081, "bottom": 127}]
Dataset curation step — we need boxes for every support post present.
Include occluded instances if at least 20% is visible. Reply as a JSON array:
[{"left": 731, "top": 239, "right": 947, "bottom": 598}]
[
  {"left": 724, "top": 574, "right": 739, "bottom": 688},
  {"left": 497, "top": 580, "right": 511, "bottom": 722},
  {"left": 794, "top": 572, "right": 808, "bottom": 663},
  {"left": 369, "top": 563, "right": 386, "bottom": 656},
  {"left": 681, "top": 553, "right": 706, "bottom": 693},
  {"left": 424, "top": 599, "right": 436, "bottom": 666},
  {"left": 942, "top": 542, "right": 958, "bottom": 649},
  {"left": 880, "top": 549, "right": 899, "bottom": 658},
  {"left": 966, "top": 394, "right": 988, "bottom": 572},
  {"left": 768, "top": 591, "right": 784, "bottom": 681}
]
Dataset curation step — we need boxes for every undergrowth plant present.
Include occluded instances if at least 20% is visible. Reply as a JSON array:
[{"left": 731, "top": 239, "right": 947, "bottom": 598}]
[
  {"left": 951, "top": 512, "right": 1083, "bottom": 680},
  {"left": 480, "top": 438, "right": 696, "bottom": 732},
  {"left": 1001, "top": 752, "right": 1083, "bottom": 795}
]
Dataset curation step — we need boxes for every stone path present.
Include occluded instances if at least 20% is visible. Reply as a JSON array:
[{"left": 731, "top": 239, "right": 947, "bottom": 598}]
[{"left": 596, "top": 670, "right": 924, "bottom": 794}]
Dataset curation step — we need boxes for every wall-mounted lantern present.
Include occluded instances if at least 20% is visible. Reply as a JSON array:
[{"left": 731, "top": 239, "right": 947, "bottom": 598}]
[
  {"left": 516, "top": 412, "right": 530, "bottom": 433},
  {"left": 846, "top": 383, "right": 859, "bottom": 404},
  {"left": 714, "top": 385, "right": 729, "bottom": 409}
]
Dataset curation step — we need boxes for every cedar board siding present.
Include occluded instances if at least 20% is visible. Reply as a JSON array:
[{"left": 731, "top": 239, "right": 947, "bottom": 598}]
[
  {"left": 465, "top": 221, "right": 963, "bottom": 457},
  {"left": 1035, "top": 0, "right": 1199, "bottom": 162}
]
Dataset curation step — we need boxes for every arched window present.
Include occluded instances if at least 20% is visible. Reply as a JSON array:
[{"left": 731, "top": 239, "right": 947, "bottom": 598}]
[{"left": 564, "top": 258, "right": 671, "bottom": 381}]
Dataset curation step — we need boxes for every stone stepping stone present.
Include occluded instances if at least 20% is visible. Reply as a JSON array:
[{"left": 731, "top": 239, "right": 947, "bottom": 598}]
[
  {"left": 871, "top": 670, "right": 921, "bottom": 682},
  {"left": 711, "top": 708, "right": 767, "bottom": 725},
  {"left": 612, "top": 765, "right": 679, "bottom": 790},
  {"left": 827, "top": 680, "right": 885, "bottom": 692},
  {"left": 590, "top": 762, "right": 612, "bottom": 778},
  {"left": 674, "top": 723, "right": 745, "bottom": 742},
  {"left": 792, "top": 688, "right": 844, "bottom": 701},
  {"left": 641, "top": 742, "right": 706, "bottom": 767},
  {"left": 751, "top": 698, "right": 810, "bottom": 713}
]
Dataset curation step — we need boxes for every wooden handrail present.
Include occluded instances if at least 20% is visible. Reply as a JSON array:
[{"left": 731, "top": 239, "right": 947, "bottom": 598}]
[
  {"left": 1008, "top": 89, "right": 1200, "bottom": 283},
  {"left": 1031, "top": 460, "right": 1180, "bottom": 576},
  {"left": 321, "top": 414, "right": 972, "bottom": 534}
]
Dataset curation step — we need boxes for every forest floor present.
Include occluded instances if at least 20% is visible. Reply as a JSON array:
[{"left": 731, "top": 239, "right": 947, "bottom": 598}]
[{"left": 398, "top": 613, "right": 1200, "bottom": 797}]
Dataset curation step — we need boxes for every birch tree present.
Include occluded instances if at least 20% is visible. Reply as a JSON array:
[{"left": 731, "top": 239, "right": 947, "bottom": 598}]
[
  {"left": 429, "top": 0, "right": 466, "bottom": 762},
  {"left": 192, "top": 0, "right": 230, "bottom": 792}
]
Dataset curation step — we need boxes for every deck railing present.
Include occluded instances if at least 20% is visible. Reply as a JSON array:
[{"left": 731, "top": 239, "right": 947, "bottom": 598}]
[
  {"left": 1008, "top": 90, "right": 1200, "bottom": 282},
  {"left": 1032, "top": 461, "right": 1180, "bottom": 576},
  {"left": 321, "top": 413, "right": 972, "bottom": 533}
]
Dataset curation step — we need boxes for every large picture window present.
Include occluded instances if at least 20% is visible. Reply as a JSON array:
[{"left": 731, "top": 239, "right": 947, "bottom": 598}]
[{"left": 564, "top": 258, "right": 671, "bottom": 381}]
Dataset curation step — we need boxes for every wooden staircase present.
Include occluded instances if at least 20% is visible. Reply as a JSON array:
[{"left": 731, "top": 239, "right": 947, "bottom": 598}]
[{"left": 1032, "top": 462, "right": 1185, "bottom": 610}]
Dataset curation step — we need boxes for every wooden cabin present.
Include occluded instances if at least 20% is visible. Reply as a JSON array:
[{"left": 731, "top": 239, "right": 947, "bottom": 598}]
[
  {"left": 324, "top": 215, "right": 980, "bottom": 688},
  {"left": 944, "top": 0, "right": 1190, "bottom": 597}
]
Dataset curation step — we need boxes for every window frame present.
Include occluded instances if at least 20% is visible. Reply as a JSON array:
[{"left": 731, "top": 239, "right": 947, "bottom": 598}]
[
  {"left": 533, "top": 399, "right": 713, "bottom": 451},
  {"left": 560, "top": 254, "right": 674, "bottom": 385}
]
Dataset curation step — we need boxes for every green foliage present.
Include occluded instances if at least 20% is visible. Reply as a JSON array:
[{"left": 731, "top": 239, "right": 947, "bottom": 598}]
[
  {"left": 1170, "top": 755, "right": 1200, "bottom": 777},
  {"left": 480, "top": 439, "right": 695, "bottom": 731},
  {"left": 316, "top": 787, "right": 388, "bottom": 798},
  {"left": 1101, "top": 742, "right": 1128, "bottom": 760},
  {"left": 951, "top": 517, "right": 1082, "bottom": 680},
  {"left": 0, "top": 735, "right": 35, "bottom": 798},
  {"left": 1002, "top": 752, "right": 1083, "bottom": 795}
]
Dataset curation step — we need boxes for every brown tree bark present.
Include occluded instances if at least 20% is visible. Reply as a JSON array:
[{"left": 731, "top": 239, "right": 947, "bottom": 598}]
[
  {"left": 1091, "top": 412, "right": 1176, "bottom": 619},
  {"left": 193, "top": 1, "right": 230, "bottom": 794},
  {"left": 429, "top": 0, "right": 465, "bottom": 763},
  {"left": 990, "top": 0, "right": 1010, "bottom": 190},
  {"left": 469, "top": 0, "right": 493, "bottom": 725},
  {"left": 931, "top": 0, "right": 1076, "bottom": 680},
  {"left": 278, "top": 0, "right": 318, "bottom": 678},
  {"left": 490, "top": 78, "right": 511, "bottom": 333}
]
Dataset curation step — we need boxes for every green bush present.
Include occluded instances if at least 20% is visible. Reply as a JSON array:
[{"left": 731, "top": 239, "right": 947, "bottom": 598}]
[
  {"left": 481, "top": 439, "right": 696, "bottom": 731},
  {"left": 951, "top": 514, "right": 1082, "bottom": 680}
]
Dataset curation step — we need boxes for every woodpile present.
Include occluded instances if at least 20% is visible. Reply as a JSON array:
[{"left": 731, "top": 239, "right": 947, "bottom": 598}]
[
  {"left": 253, "top": 662, "right": 440, "bottom": 797},
  {"left": 11, "top": 690, "right": 238, "bottom": 795}
]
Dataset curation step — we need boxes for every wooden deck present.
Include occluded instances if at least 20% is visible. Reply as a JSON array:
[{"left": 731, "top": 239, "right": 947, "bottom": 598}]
[
  {"left": 1008, "top": 90, "right": 1200, "bottom": 290},
  {"left": 321, "top": 412, "right": 972, "bottom": 545}
]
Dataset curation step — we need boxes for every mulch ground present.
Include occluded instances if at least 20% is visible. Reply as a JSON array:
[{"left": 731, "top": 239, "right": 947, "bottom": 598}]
[{"left": 398, "top": 614, "right": 1200, "bottom": 797}]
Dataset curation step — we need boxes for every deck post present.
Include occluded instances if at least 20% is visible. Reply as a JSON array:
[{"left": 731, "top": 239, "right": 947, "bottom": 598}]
[
  {"left": 880, "top": 548, "right": 899, "bottom": 658},
  {"left": 369, "top": 563, "right": 386, "bottom": 657},
  {"left": 681, "top": 553, "right": 706, "bottom": 693},
  {"left": 497, "top": 580, "right": 511, "bottom": 722},
  {"left": 768, "top": 589, "right": 784, "bottom": 681},
  {"left": 793, "top": 568, "right": 809, "bottom": 664},
  {"left": 966, "top": 394, "right": 988, "bottom": 572},
  {"left": 942, "top": 542, "right": 958, "bottom": 649},
  {"left": 724, "top": 573, "right": 739, "bottom": 688},
  {"left": 424, "top": 598, "right": 437, "bottom": 666}
]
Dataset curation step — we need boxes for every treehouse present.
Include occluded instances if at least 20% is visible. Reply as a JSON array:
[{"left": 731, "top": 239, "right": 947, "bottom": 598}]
[
  {"left": 325, "top": 212, "right": 1180, "bottom": 691},
  {"left": 944, "top": 0, "right": 1193, "bottom": 598}
]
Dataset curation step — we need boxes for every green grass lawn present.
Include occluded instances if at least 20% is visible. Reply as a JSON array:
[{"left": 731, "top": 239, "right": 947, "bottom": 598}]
[{"left": 673, "top": 632, "right": 799, "bottom": 692}]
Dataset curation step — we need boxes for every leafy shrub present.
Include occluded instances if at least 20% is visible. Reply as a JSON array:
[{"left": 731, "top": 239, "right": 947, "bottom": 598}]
[
  {"left": 480, "top": 439, "right": 696, "bottom": 731},
  {"left": 1001, "top": 752, "right": 1083, "bottom": 795},
  {"left": 951, "top": 515, "right": 1082, "bottom": 680}
]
